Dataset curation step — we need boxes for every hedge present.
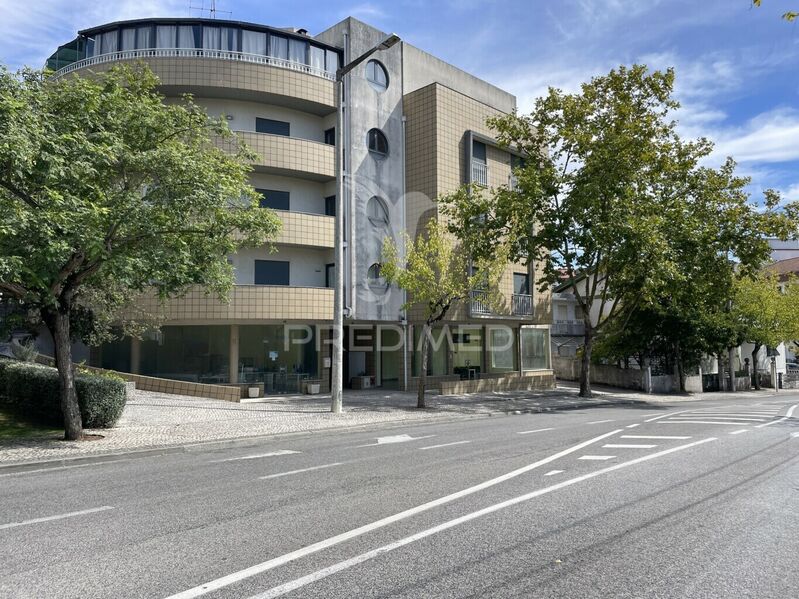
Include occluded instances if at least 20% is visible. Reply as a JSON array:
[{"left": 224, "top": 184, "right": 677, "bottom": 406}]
[{"left": 0, "top": 359, "right": 126, "bottom": 428}]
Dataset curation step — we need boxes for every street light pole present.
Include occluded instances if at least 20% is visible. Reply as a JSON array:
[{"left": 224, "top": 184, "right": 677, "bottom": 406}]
[{"left": 330, "top": 33, "right": 400, "bottom": 414}]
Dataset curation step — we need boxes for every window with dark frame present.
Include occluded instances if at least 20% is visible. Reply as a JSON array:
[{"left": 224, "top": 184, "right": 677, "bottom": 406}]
[
  {"left": 324, "top": 128, "right": 336, "bottom": 146},
  {"left": 254, "top": 260, "right": 290, "bottom": 286},
  {"left": 514, "top": 272, "right": 530, "bottom": 295},
  {"left": 256, "top": 189, "right": 290, "bottom": 211},
  {"left": 367, "top": 129, "right": 389, "bottom": 157},
  {"left": 325, "top": 195, "right": 336, "bottom": 217},
  {"left": 256, "top": 118, "right": 290, "bottom": 136}
]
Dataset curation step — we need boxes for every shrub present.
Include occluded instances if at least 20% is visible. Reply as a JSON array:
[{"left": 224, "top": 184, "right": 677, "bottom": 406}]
[
  {"left": 11, "top": 340, "right": 39, "bottom": 362},
  {"left": 2, "top": 361, "right": 126, "bottom": 429}
]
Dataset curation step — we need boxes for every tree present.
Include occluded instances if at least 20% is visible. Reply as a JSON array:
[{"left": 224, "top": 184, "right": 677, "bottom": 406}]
[
  {"left": 753, "top": 0, "right": 798, "bottom": 22},
  {"left": 381, "top": 216, "right": 504, "bottom": 408},
  {"left": 731, "top": 272, "right": 799, "bottom": 388},
  {"left": 0, "top": 64, "right": 281, "bottom": 440}
]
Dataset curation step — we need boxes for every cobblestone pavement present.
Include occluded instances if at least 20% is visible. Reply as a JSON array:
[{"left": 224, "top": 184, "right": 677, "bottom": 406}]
[{"left": 0, "top": 384, "right": 778, "bottom": 465}]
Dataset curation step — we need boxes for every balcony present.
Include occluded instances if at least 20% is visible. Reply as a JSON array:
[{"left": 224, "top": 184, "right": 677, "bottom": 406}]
[
  {"left": 470, "top": 290, "right": 492, "bottom": 315},
  {"left": 232, "top": 132, "right": 335, "bottom": 181},
  {"left": 275, "top": 211, "right": 334, "bottom": 248},
  {"left": 509, "top": 174, "right": 519, "bottom": 191},
  {"left": 129, "top": 285, "right": 334, "bottom": 323},
  {"left": 512, "top": 293, "right": 533, "bottom": 316},
  {"left": 551, "top": 320, "right": 585, "bottom": 336},
  {"left": 471, "top": 160, "right": 489, "bottom": 186}
]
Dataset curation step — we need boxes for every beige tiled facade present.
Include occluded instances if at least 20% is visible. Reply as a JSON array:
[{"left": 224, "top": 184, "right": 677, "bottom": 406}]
[
  {"left": 275, "top": 211, "right": 335, "bottom": 248},
  {"left": 232, "top": 131, "right": 335, "bottom": 181},
  {"left": 133, "top": 285, "right": 334, "bottom": 323}
]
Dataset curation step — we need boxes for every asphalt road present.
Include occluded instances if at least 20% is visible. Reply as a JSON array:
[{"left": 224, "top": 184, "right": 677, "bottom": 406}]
[{"left": 1, "top": 394, "right": 798, "bottom": 598}]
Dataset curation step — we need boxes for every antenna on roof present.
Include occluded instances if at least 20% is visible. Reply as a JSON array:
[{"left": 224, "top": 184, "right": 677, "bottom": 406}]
[{"left": 188, "top": 0, "right": 232, "bottom": 19}]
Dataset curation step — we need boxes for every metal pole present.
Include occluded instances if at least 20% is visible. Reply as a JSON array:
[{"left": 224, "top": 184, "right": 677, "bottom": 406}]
[{"left": 331, "top": 76, "right": 344, "bottom": 413}]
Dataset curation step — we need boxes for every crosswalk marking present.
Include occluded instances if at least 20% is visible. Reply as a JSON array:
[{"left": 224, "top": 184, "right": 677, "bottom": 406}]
[
  {"left": 578, "top": 455, "right": 616, "bottom": 461},
  {"left": 621, "top": 435, "right": 691, "bottom": 440},
  {"left": 602, "top": 443, "right": 657, "bottom": 449}
]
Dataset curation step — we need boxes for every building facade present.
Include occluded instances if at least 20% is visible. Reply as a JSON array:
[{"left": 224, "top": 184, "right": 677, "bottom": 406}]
[{"left": 45, "top": 16, "right": 553, "bottom": 396}]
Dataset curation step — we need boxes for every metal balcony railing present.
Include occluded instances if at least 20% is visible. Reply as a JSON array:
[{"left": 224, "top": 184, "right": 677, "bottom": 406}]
[
  {"left": 512, "top": 293, "right": 533, "bottom": 315},
  {"left": 550, "top": 320, "right": 585, "bottom": 336},
  {"left": 471, "top": 160, "right": 488, "bottom": 186},
  {"left": 470, "top": 290, "right": 491, "bottom": 315},
  {"left": 54, "top": 48, "right": 335, "bottom": 80}
]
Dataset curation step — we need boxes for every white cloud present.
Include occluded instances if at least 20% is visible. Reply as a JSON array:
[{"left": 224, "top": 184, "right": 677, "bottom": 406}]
[{"left": 709, "top": 108, "right": 799, "bottom": 164}]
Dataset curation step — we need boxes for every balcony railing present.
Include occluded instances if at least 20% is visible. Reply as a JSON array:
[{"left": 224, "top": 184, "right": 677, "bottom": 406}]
[
  {"left": 471, "top": 160, "right": 488, "bottom": 186},
  {"left": 470, "top": 290, "right": 491, "bottom": 315},
  {"left": 54, "top": 48, "right": 335, "bottom": 80},
  {"left": 512, "top": 293, "right": 533, "bottom": 315},
  {"left": 551, "top": 320, "right": 585, "bottom": 336},
  {"left": 509, "top": 174, "right": 519, "bottom": 191}
]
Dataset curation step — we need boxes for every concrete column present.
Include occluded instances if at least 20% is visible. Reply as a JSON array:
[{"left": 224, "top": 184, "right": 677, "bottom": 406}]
[
  {"left": 481, "top": 326, "right": 489, "bottom": 378},
  {"left": 375, "top": 326, "right": 382, "bottom": 387},
  {"left": 130, "top": 337, "right": 141, "bottom": 374},
  {"left": 728, "top": 347, "right": 736, "bottom": 392},
  {"left": 229, "top": 324, "right": 239, "bottom": 384}
]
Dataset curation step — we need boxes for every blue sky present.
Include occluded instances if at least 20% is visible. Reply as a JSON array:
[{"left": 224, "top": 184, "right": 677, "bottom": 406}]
[{"left": 1, "top": 0, "right": 798, "bottom": 201}]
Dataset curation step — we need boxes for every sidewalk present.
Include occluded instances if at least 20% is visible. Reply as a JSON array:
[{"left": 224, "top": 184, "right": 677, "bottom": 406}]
[{"left": 0, "top": 384, "right": 781, "bottom": 467}]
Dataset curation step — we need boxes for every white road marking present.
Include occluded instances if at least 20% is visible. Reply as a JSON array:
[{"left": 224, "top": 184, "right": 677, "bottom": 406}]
[
  {"left": 602, "top": 444, "right": 657, "bottom": 449},
  {"left": 661, "top": 420, "right": 758, "bottom": 426},
  {"left": 692, "top": 413, "right": 772, "bottom": 417},
  {"left": 644, "top": 409, "right": 694, "bottom": 423},
  {"left": 419, "top": 440, "right": 472, "bottom": 451},
  {"left": 586, "top": 419, "right": 615, "bottom": 424},
  {"left": 578, "top": 455, "right": 616, "bottom": 460},
  {"left": 621, "top": 435, "right": 691, "bottom": 440},
  {"left": 259, "top": 463, "right": 344, "bottom": 480},
  {"left": 755, "top": 404, "right": 798, "bottom": 428},
  {"left": 357, "top": 434, "right": 435, "bottom": 447},
  {"left": 211, "top": 450, "right": 300, "bottom": 463},
  {"left": 544, "top": 470, "right": 564, "bottom": 476},
  {"left": 0, "top": 460, "right": 128, "bottom": 478},
  {"left": 246, "top": 437, "right": 717, "bottom": 599},
  {"left": 729, "top": 429, "right": 749, "bottom": 435},
  {"left": 0, "top": 506, "right": 114, "bottom": 531},
  {"left": 516, "top": 428, "right": 555, "bottom": 435},
  {"left": 625, "top": 424, "right": 640, "bottom": 429},
  {"left": 163, "top": 429, "right": 623, "bottom": 599},
  {"left": 671, "top": 416, "right": 767, "bottom": 422}
]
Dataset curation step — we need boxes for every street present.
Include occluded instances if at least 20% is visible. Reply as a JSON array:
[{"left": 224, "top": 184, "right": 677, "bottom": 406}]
[{"left": 1, "top": 395, "right": 798, "bottom": 599}]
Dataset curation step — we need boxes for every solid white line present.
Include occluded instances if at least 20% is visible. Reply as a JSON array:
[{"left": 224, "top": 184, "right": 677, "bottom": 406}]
[
  {"left": 661, "top": 420, "right": 757, "bottom": 426},
  {"left": 162, "top": 429, "right": 623, "bottom": 599},
  {"left": 247, "top": 438, "right": 717, "bottom": 599},
  {"left": 259, "top": 463, "right": 344, "bottom": 480},
  {"left": 755, "top": 403, "right": 798, "bottom": 428},
  {"left": 625, "top": 424, "right": 640, "bottom": 429},
  {"left": 544, "top": 470, "right": 564, "bottom": 476},
  {"left": 602, "top": 444, "right": 657, "bottom": 449},
  {"left": 0, "top": 460, "right": 128, "bottom": 478},
  {"left": 0, "top": 506, "right": 114, "bottom": 531},
  {"left": 644, "top": 409, "right": 694, "bottom": 423},
  {"left": 587, "top": 420, "right": 615, "bottom": 424},
  {"left": 692, "top": 413, "right": 773, "bottom": 417},
  {"left": 729, "top": 429, "right": 749, "bottom": 435},
  {"left": 621, "top": 435, "right": 691, "bottom": 440},
  {"left": 578, "top": 455, "right": 616, "bottom": 460},
  {"left": 516, "top": 428, "right": 555, "bottom": 435},
  {"left": 419, "top": 441, "right": 472, "bottom": 451},
  {"left": 671, "top": 416, "right": 767, "bottom": 422},
  {"left": 211, "top": 450, "right": 300, "bottom": 463}
]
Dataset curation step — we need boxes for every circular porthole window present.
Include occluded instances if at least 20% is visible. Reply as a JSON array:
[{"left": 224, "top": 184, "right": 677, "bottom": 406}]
[
  {"left": 366, "top": 59, "right": 389, "bottom": 92},
  {"left": 367, "top": 196, "right": 390, "bottom": 227},
  {"left": 367, "top": 128, "right": 389, "bottom": 158},
  {"left": 367, "top": 263, "right": 387, "bottom": 288}
]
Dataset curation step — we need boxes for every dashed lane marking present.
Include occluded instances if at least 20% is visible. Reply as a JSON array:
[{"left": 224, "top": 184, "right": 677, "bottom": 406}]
[
  {"left": 661, "top": 420, "right": 763, "bottom": 426},
  {"left": 729, "top": 429, "right": 749, "bottom": 435},
  {"left": 602, "top": 444, "right": 657, "bottom": 449},
  {"left": 516, "top": 428, "right": 555, "bottom": 435},
  {"left": 544, "top": 470, "right": 564, "bottom": 476},
  {"left": 211, "top": 450, "right": 300, "bottom": 463},
  {"left": 357, "top": 434, "right": 436, "bottom": 447},
  {"left": 626, "top": 424, "right": 640, "bottom": 429},
  {"left": 259, "top": 463, "right": 344, "bottom": 480},
  {"left": 0, "top": 506, "right": 114, "bottom": 531},
  {"left": 621, "top": 435, "right": 691, "bottom": 440},
  {"left": 587, "top": 420, "right": 615, "bottom": 425},
  {"left": 578, "top": 455, "right": 616, "bottom": 461}
]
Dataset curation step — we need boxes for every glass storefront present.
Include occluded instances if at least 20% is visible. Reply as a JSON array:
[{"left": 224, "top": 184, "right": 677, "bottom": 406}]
[
  {"left": 521, "top": 327, "right": 550, "bottom": 371},
  {"left": 452, "top": 326, "right": 482, "bottom": 377},
  {"left": 238, "top": 325, "right": 318, "bottom": 393},
  {"left": 412, "top": 327, "right": 448, "bottom": 377},
  {"left": 140, "top": 325, "right": 230, "bottom": 383},
  {"left": 488, "top": 326, "right": 517, "bottom": 373}
]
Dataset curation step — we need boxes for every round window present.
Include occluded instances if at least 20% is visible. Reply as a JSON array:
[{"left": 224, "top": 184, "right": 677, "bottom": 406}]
[
  {"left": 367, "top": 196, "right": 390, "bottom": 226},
  {"left": 367, "top": 263, "right": 386, "bottom": 286},
  {"left": 367, "top": 128, "right": 389, "bottom": 157},
  {"left": 366, "top": 59, "right": 389, "bottom": 92}
]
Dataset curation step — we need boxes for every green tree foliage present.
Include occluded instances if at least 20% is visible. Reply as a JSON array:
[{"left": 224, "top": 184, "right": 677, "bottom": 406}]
[
  {"left": 753, "top": 0, "right": 798, "bottom": 22},
  {"left": 381, "top": 214, "right": 505, "bottom": 407},
  {"left": 0, "top": 64, "right": 281, "bottom": 439},
  {"left": 441, "top": 65, "right": 795, "bottom": 397}
]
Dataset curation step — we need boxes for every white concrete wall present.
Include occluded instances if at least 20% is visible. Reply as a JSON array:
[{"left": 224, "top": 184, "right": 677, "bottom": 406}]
[
  {"left": 248, "top": 173, "right": 335, "bottom": 214},
  {"left": 232, "top": 246, "right": 334, "bottom": 287},
  {"left": 196, "top": 98, "right": 333, "bottom": 143}
]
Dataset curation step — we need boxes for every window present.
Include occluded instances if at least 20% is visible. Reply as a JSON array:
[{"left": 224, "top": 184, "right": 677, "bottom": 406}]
[
  {"left": 325, "top": 264, "right": 335, "bottom": 288},
  {"left": 121, "top": 28, "right": 136, "bottom": 51},
  {"left": 325, "top": 49, "right": 339, "bottom": 74},
  {"left": 324, "top": 128, "right": 336, "bottom": 146},
  {"left": 256, "top": 189, "right": 290, "bottom": 211},
  {"left": 178, "top": 25, "right": 199, "bottom": 48},
  {"left": 325, "top": 195, "right": 336, "bottom": 216},
  {"left": 310, "top": 45, "right": 325, "bottom": 71},
  {"left": 367, "top": 129, "right": 389, "bottom": 157},
  {"left": 367, "top": 196, "right": 389, "bottom": 226},
  {"left": 520, "top": 327, "right": 550, "bottom": 370},
  {"left": 256, "top": 118, "right": 290, "bottom": 136},
  {"left": 511, "top": 154, "right": 526, "bottom": 169},
  {"left": 489, "top": 327, "right": 517, "bottom": 373},
  {"left": 269, "top": 34, "right": 288, "bottom": 59},
  {"left": 137, "top": 26, "right": 153, "bottom": 49},
  {"left": 156, "top": 25, "right": 176, "bottom": 48},
  {"left": 254, "top": 260, "right": 290, "bottom": 286},
  {"left": 473, "top": 140, "right": 487, "bottom": 163},
  {"left": 288, "top": 38, "right": 308, "bottom": 64},
  {"left": 242, "top": 30, "right": 267, "bottom": 55},
  {"left": 366, "top": 59, "right": 389, "bottom": 91},
  {"left": 367, "top": 263, "right": 384, "bottom": 284},
  {"left": 514, "top": 272, "right": 530, "bottom": 295}
]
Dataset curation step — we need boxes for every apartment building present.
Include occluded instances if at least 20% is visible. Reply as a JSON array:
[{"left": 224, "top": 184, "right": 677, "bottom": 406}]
[{"left": 45, "top": 16, "right": 553, "bottom": 395}]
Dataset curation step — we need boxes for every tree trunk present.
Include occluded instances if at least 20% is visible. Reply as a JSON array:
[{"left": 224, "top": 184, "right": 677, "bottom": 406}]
[
  {"left": 752, "top": 344, "right": 761, "bottom": 390},
  {"left": 675, "top": 342, "right": 685, "bottom": 393},
  {"left": 43, "top": 307, "right": 83, "bottom": 440},
  {"left": 579, "top": 329, "right": 593, "bottom": 398},
  {"left": 417, "top": 324, "right": 430, "bottom": 409}
]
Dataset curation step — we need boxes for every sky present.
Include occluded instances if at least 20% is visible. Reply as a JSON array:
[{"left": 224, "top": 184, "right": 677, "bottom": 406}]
[{"left": 1, "top": 0, "right": 798, "bottom": 202}]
